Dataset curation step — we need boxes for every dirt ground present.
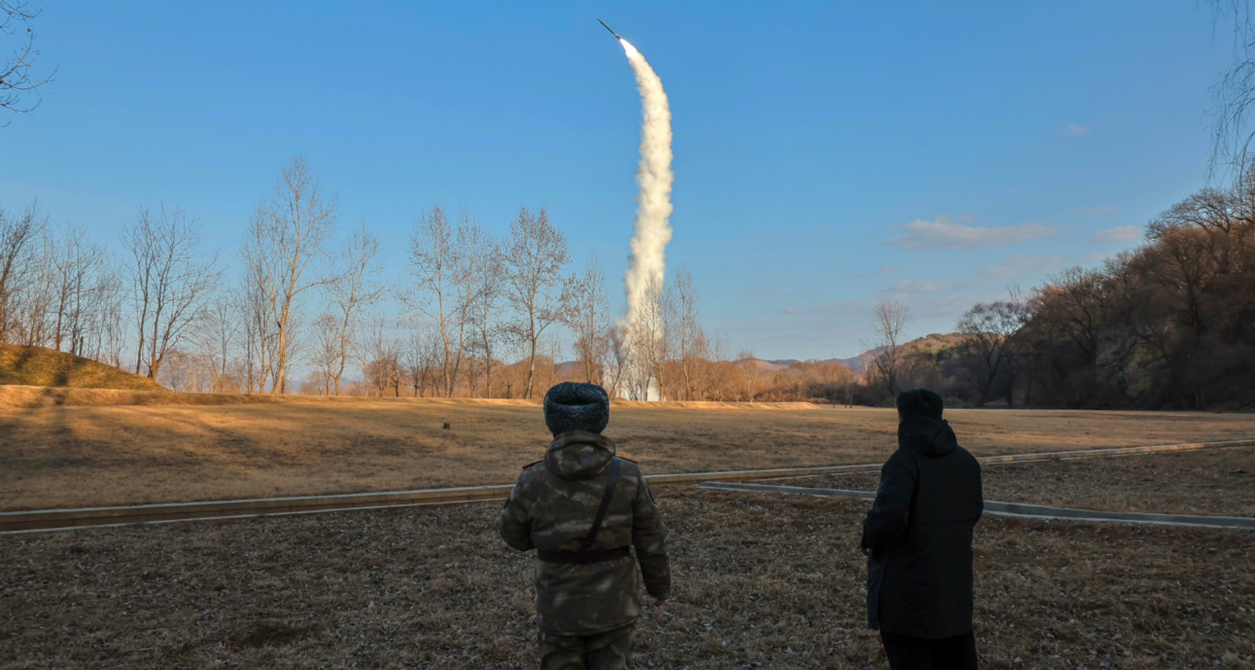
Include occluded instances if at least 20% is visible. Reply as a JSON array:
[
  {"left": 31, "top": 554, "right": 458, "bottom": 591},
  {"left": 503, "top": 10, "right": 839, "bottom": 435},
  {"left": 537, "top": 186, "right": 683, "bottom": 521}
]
[
  {"left": 1, "top": 483, "right": 1252, "bottom": 669},
  {"left": 805, "top": 446, "right": 1255, "bottom": 517},
  {"left": 3, "top": 398, "right": 1254, "bottom": 510}
]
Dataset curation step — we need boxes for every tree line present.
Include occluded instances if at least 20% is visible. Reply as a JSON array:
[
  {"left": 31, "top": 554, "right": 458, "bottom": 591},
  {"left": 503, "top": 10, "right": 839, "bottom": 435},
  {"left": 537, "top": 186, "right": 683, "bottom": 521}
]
[
  {"left": 9, "top": 156, "right": 1249, "bottom": 408},
  {"left": 2, "top": 156, "right": 853, "bottom": 402}
]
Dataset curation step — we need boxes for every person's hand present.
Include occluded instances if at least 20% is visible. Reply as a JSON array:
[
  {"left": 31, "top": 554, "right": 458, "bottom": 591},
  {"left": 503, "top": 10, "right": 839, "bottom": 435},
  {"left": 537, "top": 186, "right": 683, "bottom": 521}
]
[
  {"left": 859, "top": 545, "right": 870, "bottom": 557},
  {"left": 654, "top": 599, "right": 667, "bottom": 607}
]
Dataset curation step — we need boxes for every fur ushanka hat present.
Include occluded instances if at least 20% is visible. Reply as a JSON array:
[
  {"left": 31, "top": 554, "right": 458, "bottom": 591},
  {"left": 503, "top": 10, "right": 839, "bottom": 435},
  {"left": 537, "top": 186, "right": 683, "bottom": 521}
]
[{"left": 543, "top": 382, "right": 611, "bottom": 436}]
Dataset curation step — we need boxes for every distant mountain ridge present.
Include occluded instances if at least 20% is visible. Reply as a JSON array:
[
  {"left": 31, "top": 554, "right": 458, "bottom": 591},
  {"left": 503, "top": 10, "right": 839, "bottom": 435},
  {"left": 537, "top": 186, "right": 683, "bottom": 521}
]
[
  {"left": 750, "top": 333, "right": 963, "bottom": 373},
  {"left": 547, "top": 333, "right": 965, "bottom": 376}
]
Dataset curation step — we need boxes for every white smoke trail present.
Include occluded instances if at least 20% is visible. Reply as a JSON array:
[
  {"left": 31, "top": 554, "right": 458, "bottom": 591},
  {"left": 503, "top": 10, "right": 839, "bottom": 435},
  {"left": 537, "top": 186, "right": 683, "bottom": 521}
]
[{"left": 619, "top": 39, "right": 673, "bottom": 333}]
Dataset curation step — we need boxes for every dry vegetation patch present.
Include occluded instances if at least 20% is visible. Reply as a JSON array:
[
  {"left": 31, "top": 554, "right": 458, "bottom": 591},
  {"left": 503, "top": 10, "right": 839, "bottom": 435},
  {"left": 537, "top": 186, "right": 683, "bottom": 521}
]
[
  {"left": 2, "top": 487, "right": 1253, "bottom": 669},
  {"left": 3, "top": 402, "right": 1255, "bottom": 510},
  {"left": 805, "top": 446, "right": 1255, "bottom": 517}
]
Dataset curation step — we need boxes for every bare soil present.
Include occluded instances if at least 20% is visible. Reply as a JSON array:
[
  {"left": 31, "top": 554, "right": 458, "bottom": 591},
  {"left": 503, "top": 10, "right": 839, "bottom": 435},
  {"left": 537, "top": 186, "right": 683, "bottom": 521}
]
[
  {"left": 1, "top": 483, "right": 1252, "bottom": 669},
  {"left": 3, "top": 399, "right": 1254, "bottom": 510},
  {"left": 805, "top": 446, "right": 1255, "bottom": 517}
]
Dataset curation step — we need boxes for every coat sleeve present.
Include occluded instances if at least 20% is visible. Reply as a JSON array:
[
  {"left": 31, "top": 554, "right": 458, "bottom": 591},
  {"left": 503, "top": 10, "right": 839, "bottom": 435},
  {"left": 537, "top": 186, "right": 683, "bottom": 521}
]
[
  {"left": 861, "top": 452, "right": 918, "bottom": 550},
  {"left": 975, "top": 461, "right": 985, "bottom": 524},
  {"left": 498, "top": 474, "right": 534, "bottom": 552},
  {"left": 631, "top": 477, "right": 671, "bottom": 601}
]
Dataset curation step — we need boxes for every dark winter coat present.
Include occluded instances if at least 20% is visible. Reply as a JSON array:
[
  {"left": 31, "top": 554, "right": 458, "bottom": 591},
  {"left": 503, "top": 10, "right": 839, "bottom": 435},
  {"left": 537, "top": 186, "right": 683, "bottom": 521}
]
[
  {"left": 499, "top": 430, "right": 671, "bottom": 635},
  {"left": 861, "top": 415, "right": 984, "bottom": 640}
]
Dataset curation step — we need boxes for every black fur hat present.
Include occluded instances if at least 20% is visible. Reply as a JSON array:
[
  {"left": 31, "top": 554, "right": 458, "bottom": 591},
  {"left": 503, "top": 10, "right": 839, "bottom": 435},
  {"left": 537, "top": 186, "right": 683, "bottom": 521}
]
[
  {"left": 896, "top": 388, "right": 945, "bottom": 420},
  {"left": 544, "top": 382, "right": 611, "bottom": 436}
]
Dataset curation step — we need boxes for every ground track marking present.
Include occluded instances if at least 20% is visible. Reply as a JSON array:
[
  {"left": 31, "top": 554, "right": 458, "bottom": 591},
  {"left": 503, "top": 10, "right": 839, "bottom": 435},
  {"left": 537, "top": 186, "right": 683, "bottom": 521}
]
[
  {"left": 2, "top": 438, "right": 1252, "bottom": 534},
  {"left": 696, "top": 482, "right": 1255, "bottom": 531}
]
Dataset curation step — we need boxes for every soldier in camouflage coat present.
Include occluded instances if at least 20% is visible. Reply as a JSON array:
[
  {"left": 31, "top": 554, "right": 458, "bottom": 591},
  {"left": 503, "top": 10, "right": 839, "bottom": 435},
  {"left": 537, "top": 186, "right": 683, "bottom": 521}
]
[{"left": 499, "top": 382, "right": 671, "bottom": 670}]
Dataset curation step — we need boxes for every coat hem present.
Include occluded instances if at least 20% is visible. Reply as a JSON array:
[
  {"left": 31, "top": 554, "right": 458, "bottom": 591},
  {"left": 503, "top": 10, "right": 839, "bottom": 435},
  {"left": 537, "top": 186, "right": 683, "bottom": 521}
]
[{"left": 537, "top": 615, "right": 640, "bottom": 637}]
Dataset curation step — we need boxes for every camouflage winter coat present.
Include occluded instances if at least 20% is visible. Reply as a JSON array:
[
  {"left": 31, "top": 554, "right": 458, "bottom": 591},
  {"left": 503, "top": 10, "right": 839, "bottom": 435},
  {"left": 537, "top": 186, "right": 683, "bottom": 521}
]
[{"left": 499, "top": 430, "right": 671, "bottom": 634}]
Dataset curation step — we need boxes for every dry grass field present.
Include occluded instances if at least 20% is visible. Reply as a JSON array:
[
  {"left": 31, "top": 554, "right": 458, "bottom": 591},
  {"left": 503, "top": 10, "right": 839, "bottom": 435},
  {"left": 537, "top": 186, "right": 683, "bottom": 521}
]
[
  {"left": 3, "top": 396, "right": 1255, "bottom": 510},
  {"left": 2, "top": 484, "right": 1252, "bottom": 669},
  {"left": 808, "top": 446, "right": 1255, "bottom": 517}
]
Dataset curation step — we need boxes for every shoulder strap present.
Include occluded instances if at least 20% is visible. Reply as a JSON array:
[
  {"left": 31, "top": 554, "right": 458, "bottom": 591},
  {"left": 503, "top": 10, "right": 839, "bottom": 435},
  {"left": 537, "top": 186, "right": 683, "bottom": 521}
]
[{"left": 579, "top": 457, "right": 621, "bottom": 553}]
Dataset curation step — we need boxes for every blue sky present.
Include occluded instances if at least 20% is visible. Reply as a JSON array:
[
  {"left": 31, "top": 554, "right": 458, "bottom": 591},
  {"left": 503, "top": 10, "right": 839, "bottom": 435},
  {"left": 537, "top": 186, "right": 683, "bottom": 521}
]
[{"left": 0, "top": 1, "right": 1237, "bottom": 360}]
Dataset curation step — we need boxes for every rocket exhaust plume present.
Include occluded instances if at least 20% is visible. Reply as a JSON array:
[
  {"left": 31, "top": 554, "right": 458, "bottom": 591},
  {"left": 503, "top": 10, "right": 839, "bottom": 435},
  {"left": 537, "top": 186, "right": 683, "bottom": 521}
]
[{"left": 613, "top": 33, "right": 674, "bottom": 338}]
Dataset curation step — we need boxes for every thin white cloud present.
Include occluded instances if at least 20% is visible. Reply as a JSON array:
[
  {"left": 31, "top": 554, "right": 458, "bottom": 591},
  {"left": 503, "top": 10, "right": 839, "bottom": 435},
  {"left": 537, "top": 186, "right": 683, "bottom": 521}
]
[
  {"left": 981, "top": 253, "right": 1112, "bottom": 280},
  {"left": 1079, "top": 205, "right": 1116, "bottom": 215},
  {"left": 782, "top": 298, "right": 869, "bottom": 316},
  {"left": 1059, "top": 123, "right": 1090, "bottom": 136},
  {"left": 1092, "top": 225, "right": 1142, "bottom": 245},
  {"left": 885, "top": 215, "right": 1060, "bottom": 251},
  {"left": 855, "top": 265, "right": 902, "bottom": 278},
  {"left": 891, "top": 279, "right": 953, "bottom": 293},
  {"left": 981, "top": 265, "right": 1022, "bottom": 280},
  {"left": 980, "top": 255, "right": 1067, "bottom": 279}
]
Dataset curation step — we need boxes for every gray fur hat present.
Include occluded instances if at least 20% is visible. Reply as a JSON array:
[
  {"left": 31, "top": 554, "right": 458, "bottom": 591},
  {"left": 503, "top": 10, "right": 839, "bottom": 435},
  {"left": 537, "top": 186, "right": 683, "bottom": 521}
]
[{"left": 543, "top": 382, "right": 611, "bottom": 436}]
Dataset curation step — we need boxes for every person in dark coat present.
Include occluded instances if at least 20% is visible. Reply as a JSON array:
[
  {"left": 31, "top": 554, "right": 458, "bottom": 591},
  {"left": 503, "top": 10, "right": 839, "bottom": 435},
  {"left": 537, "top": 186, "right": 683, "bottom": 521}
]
[{"left": 860, "top": 388, "right": 984, "bottom": 670}]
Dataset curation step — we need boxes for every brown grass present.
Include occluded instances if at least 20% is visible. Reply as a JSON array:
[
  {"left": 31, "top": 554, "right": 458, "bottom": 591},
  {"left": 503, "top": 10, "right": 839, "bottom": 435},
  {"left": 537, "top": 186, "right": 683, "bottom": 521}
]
[
  {"left": 0, "top": 345, "right": 162, "bottom": 390},
  {"left": 806, "top": 446, "right": 1255, "bottom": 517},
  {"left": 1, "top": 484, "right": 1251, "bottom": 669},
  {"left": 3, "top": 399, "right": 1255, "bottom": 510},
  {"left": 0, "top": 386, "right": 825, "bottom": 409}
]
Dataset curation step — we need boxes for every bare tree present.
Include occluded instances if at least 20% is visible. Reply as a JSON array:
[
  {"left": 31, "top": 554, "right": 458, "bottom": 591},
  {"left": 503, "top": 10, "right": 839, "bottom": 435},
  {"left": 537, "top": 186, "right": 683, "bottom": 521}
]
[
  {"left": 49, "top": 224, "right": 105, "bottom": 355},
  {"left": 401, "top": 325, "right": 442, "bottom": 398},
  {"left": 955, "top": 295, "right": 1026, "bottom": 407},
  {"left": 92, "top": 262, "right": 126, "bottom": 367},
  {"left": 199, "top": 296, "right": 240, "bottom": 393},
  {"left": 319, "top": 221, "right": 383, "bottom": 395},
  {"left": 157, "top": 349, "right": 215, "bottom": 393},
  {"left": 0, "top": 201, "right": 43, "bottom": 340},
  {"left": 404, "top": 206, "right": 467, "bottom": 397},
  {"left": 673, "top": 267, "right": 708, "bottom": 400},
  {"left": 634, "top": 277, "right": 674, "bottom": 400},
  {"left": 501, "top": 206, "right": 571, "bottom": 399},
  {"left": 735, "top": 350, "right": 761, "bottom": 402},
  {"left": 605, "top": 323, "right": 634, "bottom": 399},
  {"left": 1044, "top": 266, "right": 1110, "bottom": 366},
  {"left": 568, "top": 253, "right": 611, "bottom": 385},
  {"left": 13, "top": 230, "right": 56, "bottom": 347},
  {"left": 866, "top": 301, "right": 912, "bottom": 400},
  {"left": 1, "top": 1, "right": 55, "bottom": 125},
  {"left": 122, "top": 206, "right": 220, "bottom": 380},
  {"left": 308, "top": 312, "right": 340, "bottom": 395},
  {"left": 451, "top": 215, "right": 492, "bottom": 396},
  {"left": 705, "top": 335, "right": 734, "bottom": 401},
  {"left": 467, "top": 232, "right": 503, "bottom": 397},
  {"left": 238, "top": 271, "right": 275, "bottom": 393},
  {"left": 362, "top": 315, "right": 402, "bottom": 397},
  {"left": 242, "top": 156, "right": 338, "bottom": 394},
  {"left": 1202, "top": 1, "right": 1255, "bottom": 176}
]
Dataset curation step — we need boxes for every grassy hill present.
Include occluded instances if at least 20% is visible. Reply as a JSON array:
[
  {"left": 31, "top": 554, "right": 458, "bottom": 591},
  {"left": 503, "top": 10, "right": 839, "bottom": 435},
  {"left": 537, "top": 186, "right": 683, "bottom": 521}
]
[
  {"left": 900, "top": 332, "right": 966, "bottom": 356},
  {"left": 0, "top": 344, "right": 164, "bottom": 390}
]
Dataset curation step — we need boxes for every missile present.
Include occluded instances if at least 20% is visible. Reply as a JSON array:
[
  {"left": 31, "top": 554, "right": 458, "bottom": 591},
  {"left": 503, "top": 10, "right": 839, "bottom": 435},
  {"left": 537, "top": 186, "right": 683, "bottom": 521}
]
[{"left": 596, "top": 17, "right": 621, "bottom": 40}]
